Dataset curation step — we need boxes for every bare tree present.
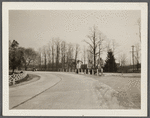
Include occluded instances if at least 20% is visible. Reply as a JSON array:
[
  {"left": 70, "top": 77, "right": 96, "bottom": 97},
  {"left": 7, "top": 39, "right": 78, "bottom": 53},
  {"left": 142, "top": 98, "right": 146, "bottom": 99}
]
[
  {"left": 112, "top": 39, "right": 119, "bottom": 55},
  {"left": 105, "top": 39, "right": 119, "bottom": 55},
  {"left": 105, "top": 39, "right": 111, "bottom": 52},
  {"left": 23, "top": 48, "right": 37, "bottom": 70},
  {"left": 111, "top": 39, "right": 119, "bottom": 71},
  {"left": 47, "top": 41, "right": 51, "bottom": 70},
  {"left": 74, "top": 43, "right": 80, "bottom": 68},
  {"left": 119, "top": 53, "right": 127, "bottom": 73},
  {"left": 87, "top": 46, "right": 93, "bottom": 68},
  {"left": 137, "top": 18, "right": 141, "bottom": 42},
  {"left": 55, "top": 38, "right": 61, "bottom": 71},
  {"left": 38, "top": 48, "right": 42, "bottom": 70},
  {"left": 42, "top": 45, "right": 47, "bottom": 71},
  {"left": 67, "top": 43, "right": 74, "bottom": 69},
  {"left": 61, "top": 41, "right": 67, "bottom": 69},
  {"left": 84, "top": 26, "right": 104, "bottom": 68},
  {"left": 51, "top": 39, "right": 55, "bottom": 70},
  {"left": 134, "top": 43, "right": 141, "bottom": 70},
  {"left": 120, "top": 54, "right": 127, "bottom": 66},
  {"left": 83, "top": 46, "right": 86, "bottom": 64}
]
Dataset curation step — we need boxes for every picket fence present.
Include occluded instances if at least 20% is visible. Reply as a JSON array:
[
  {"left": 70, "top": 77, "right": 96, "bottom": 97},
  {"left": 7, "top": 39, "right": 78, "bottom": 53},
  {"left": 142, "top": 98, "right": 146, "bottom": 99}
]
[{"left": 9, "top": 72, "right": 28, "bottom": 85}]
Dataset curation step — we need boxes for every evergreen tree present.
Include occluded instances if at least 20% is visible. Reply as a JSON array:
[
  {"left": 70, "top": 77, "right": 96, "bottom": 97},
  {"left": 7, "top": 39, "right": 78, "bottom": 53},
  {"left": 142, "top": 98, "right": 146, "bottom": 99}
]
[
  {"left": 9, "top": 40, "right": 24, "bottom": 73},
  {"left": 104, "top": 49, "right": 117, "bottom": 72}
]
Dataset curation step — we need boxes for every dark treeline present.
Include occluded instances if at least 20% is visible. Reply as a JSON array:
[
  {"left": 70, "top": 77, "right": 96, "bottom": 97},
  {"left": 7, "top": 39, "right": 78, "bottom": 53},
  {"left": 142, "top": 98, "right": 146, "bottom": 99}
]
[
  {"left": 9, "top": 38, "right": 81, "bottom": 72},
  {"left": 9, "top": 40, "right": 38, "bottom": 73}
]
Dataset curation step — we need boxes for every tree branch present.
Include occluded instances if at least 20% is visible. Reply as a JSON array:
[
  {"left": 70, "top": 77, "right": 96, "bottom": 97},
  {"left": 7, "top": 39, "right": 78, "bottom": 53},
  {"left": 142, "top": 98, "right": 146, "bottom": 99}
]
[
  {"left": 84, "top": 40, "right": 94, "bottom": 49},
  {"left": 87, "top": 49, "right": 94, "bottom": 54},
  {"left": 87, "top": 35, "right": 93, "bottom": 43}
]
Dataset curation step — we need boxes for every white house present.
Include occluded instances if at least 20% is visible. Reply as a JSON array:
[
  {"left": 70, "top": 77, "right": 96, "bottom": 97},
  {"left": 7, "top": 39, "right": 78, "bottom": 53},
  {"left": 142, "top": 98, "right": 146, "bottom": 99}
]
[{"left": 76, "top": 60, "right": 83, "bottom": 69}]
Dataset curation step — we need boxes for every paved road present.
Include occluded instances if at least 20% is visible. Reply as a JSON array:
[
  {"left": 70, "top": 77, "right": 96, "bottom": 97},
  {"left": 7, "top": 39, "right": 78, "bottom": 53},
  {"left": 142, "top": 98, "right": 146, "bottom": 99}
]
[{"left": 10, "top": 72, "right": 101, "bottom": 109}]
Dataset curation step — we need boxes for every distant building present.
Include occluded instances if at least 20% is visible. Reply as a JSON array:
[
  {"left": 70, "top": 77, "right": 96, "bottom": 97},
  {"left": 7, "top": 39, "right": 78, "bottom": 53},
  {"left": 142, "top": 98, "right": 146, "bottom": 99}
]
[
  {"left": 97, "top": 58, "right": 104, "bottom": 69},
  {"left": 76, "top": 60, "right": 83, "bottom": 69},
  {"left": 87, "top": 59, "right": 93, "bottom": 69},
  {"left": 64, "top": 59, "right": 76, "bottom": 69},
  {"left": 81, "top": 64, "right": 87, "bottom": 69}
]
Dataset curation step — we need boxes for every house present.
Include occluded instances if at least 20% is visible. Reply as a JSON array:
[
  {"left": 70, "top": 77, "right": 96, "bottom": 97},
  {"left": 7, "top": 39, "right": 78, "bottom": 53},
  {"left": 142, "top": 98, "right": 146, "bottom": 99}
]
[
  {"left": 87, "top": 59, "right": 93, "bottom": 69},
  {"left": 76, "top": 60, "right": 83, "bottom": 69},
  {"left": 64, "top": 59, "right": 76, "bottom": 69},
  {"left": 97, "top": 58, "right": 104, "bottom": 69},
  {"left": 81, "top": 64, "right": 87, "bottom": 69}
]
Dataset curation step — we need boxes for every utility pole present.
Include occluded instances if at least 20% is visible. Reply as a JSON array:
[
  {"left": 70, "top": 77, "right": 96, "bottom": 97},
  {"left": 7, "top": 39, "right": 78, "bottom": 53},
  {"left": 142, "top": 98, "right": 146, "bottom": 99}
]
[
  {"left": 132, "top": 45, "right": 135, "bottom": 72},
  {"left": 84, "top": 46, "right": 86, "bottom": 64},
  {"left": 99, "top": 44, "right": 100, "bottom": 67},
  {"left": 130, "top": 52, "right": 131, "bottom": 66}
]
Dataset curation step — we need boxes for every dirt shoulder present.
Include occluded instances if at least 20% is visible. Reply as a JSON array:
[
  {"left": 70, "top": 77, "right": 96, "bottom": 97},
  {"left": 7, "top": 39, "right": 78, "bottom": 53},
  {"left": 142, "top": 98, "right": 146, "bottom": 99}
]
[
  {"left": 84, "top": 74, "right": 141, "bottom": 109},
  {"left": 63, "top": 72, "right": 141, "bottom": 109}
]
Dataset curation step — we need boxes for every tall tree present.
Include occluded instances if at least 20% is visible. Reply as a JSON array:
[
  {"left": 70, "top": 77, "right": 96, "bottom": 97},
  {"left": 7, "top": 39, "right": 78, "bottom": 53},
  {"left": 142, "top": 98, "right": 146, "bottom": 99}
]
[
  {"left": 84, "top": 26, "right": 104, "bottom": 68},
  {"left": 38, "top": 48, "right": 42, "bottom": 70},
  {"left": 104, "top": 50, "right": 117, "bottom": 72},
  {"left": 67, "top": 43, "right": 74, "bottom": 69},
  {"left": 55, "top": 38, "right": 61, "bottom": 70},
  {"left": 137, "top": 18, "right": 141, "bottom": 42},
  {"left": 46, "top": 41, "right": 52, "bottom": 70},
  {"left": 42, "top": 46, "right": 47, "bottom": 71},
  {"left": 83, "top": 46, "right": 86, "bottom": 64},
  {"left": 17, "top": 47, "right": 25, "bottom": 69},
  {"left": 74, "top": 43, "right": 80, "bottom": 68},
  {"left": 61, "top": 41, "right": 67, "bottom": 69},
  {"left": 135, "top": 43, "right": 140, "bottom": 70},
  {"left": 105, "top": 39, "right": 119, "bottom": 55},
  {"left": 51, "top": 39, "right": 55, "bottom": 70},
  {"left": 9, "top": 40, "right": 23, "bottom": 73},
  {"left": 112, "top": 39, "right": 119, "bottom": 55},
  {"left": 120, "top": 53, "right": 127, "bottom": 67},
  {"left": 119, "top": 53, "right": 127, "bottom": 73},
  {"left": 23, "top": 48, "right": 37, "bottom": 70}
]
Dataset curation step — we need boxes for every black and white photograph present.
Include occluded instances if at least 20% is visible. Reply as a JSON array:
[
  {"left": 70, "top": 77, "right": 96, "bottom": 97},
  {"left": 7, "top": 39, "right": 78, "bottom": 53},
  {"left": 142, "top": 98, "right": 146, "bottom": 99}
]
[{"left": 2, "top": 2, "right": 148, "bottom": 116}]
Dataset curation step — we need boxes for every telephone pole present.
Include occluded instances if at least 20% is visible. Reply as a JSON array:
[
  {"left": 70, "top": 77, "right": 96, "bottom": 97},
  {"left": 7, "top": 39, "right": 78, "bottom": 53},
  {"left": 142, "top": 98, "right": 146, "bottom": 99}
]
[
  {"left": 99, "top": 44, "right": 100, "bottom": 66},
  {"left": 132, "top": 45, "right": 135, "bottom": 72},
  {"left": 83, "top": 46, "right": 86, "bottom": 64}
]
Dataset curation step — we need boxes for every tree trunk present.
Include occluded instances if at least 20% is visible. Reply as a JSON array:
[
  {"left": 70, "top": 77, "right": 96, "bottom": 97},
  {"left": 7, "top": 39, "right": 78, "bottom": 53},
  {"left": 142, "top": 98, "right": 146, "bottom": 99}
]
[
  {"left": 12, "top": 68, "right": 15, "bottom": 73},
  {"left": 24, "top": 62, "right": 27, "bottom": 71},
  {"left": 137, "top": 62, "right": 139, "bottom": 71},
  {"left": 45, "top": 55, "right": 46, "bottom": 71},
  {"left": 93, "top": 49, "right": 96, "bottom": 68}
]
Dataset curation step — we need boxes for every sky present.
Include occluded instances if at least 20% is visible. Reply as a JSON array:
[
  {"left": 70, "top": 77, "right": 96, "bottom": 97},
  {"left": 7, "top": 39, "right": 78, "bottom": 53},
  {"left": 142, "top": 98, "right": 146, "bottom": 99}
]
[{"left": 9, "top": 10, "right": 140, "bottom": 64}]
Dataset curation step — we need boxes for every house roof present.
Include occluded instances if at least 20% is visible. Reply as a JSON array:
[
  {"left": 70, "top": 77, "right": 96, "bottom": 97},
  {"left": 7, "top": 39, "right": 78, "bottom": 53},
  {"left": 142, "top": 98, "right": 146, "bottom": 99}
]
[{"left": 77, "top": 60, "right": 83, "bottom": 63}]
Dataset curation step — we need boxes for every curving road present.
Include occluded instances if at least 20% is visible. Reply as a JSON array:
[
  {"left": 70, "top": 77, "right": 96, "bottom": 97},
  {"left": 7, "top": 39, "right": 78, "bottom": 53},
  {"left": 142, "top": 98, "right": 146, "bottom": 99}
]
[{"left": 10, "top": 72, "right": 101, "bottom": 109}]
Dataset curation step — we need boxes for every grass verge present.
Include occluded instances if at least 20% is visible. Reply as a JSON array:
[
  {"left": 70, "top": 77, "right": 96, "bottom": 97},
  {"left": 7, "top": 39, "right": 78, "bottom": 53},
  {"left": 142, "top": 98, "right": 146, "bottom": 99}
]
[{"left": 80, "top": 74, "right": 141, "bottom": 109}]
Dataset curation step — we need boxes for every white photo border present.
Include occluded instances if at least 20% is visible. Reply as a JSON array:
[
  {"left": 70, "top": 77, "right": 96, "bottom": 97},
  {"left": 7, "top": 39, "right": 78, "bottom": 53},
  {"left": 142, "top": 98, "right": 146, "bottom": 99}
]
[{"left": 2, "top": 2, "right": 148, "bottom": 116}]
